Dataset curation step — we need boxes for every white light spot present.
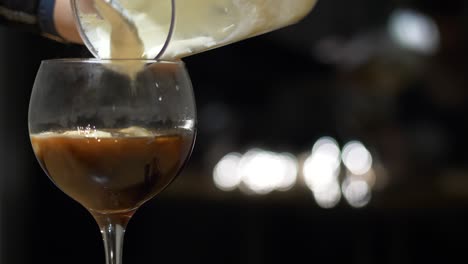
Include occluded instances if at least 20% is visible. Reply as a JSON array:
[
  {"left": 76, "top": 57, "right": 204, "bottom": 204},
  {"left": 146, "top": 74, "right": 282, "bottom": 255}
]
[
  {"left": 313, "top": 180, "right": 341, "bottom": 209},
  {"left": 342, "top": 141, "right": 372, "bottom": 175},
  {"left": 238, "top": 149, "right": 275, "bottom": 194},
  {"left": 275, "top": 153, "right": 298, "bottom": 191},
  {"left": 303, "top": 154, "right": 339, "bottom": 190},
  {"left": 179, "top": 119, "right": 195, "bottom": 130},
  {"left": 303, "top": 137, "right": 341, "bottom": 191},
  {"left": 342, "top": 178, "right": 371, "bottom": 208},
  {"left": 303, "top": 137, "right": 342, "bottom": 208},
  {"left": 222, "top": 24, "right": 235, "bottom": 33},
  {"left": 389, "top": 9, "right": 440, "bottom": 54},
  {"left": 312, "top": 137, "right": 341, "bottom": 167},
  {"left": 213, "top": 153, "right": 242, "bottom": 191},
  {"left": 238, "top": 149, "right": 298, "bottom": 194}
]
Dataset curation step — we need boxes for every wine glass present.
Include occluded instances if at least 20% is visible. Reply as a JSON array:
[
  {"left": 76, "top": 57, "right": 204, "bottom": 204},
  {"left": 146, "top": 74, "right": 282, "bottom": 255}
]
[{"left": 28, "top": 59, "right": 196, "bottom": 264}]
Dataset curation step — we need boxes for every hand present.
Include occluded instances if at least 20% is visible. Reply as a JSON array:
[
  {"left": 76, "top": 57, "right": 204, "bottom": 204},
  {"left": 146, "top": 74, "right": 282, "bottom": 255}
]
[{"left": 54, "top": 0, "right": 88, "bottom": 43}]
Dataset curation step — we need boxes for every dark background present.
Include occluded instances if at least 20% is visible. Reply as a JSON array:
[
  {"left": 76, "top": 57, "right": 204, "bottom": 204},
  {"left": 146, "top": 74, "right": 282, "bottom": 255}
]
[{"left": 1, "top": 0, "right": 468, "bottom": 263}]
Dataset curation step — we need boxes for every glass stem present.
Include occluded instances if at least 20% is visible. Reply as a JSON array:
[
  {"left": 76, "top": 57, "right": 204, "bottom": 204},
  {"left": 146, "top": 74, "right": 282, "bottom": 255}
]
[
  {"left": 102, "top": 221, "right": 125, "bottom": 264},
  {"left": 93, "top": 213, "right": 134, "bottom": 264}
]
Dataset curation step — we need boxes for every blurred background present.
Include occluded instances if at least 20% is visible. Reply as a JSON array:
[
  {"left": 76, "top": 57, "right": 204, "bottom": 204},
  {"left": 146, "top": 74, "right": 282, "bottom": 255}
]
[{"left": 1, "top": 0, "right": 468, "bottom": 263}]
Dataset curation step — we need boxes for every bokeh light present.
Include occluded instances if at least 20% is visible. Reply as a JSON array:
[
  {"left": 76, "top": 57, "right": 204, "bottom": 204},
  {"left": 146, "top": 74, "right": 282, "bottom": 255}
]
[
  {"left": 213, "top": 153, "right": 242, "bottom": 191},
  {"left": 213, "top": 138, "right": 377, "bottom": 208},
  {"left": 213, "top": 149, "right": 298, "bottom": 194},
  {"left": 303, "top": 137, "right": 342, "bottom": 208},
  {"left": 313, "top": 181, "right": 342, "bottom": 209},
  {"left": 275, "top": 153, "right": 299, "bottom": 192},
  {"left": 239, "top": 149, "right": 298, "bottom": 194},
  {"left": 341, "top": 141, "right": 373, "bottom": 176},
  {"left": 342, "top": 176, "right": 372, "bottom": 208},
  {"left": 389, "top": 8, "right": 440, "bottom": 55}
]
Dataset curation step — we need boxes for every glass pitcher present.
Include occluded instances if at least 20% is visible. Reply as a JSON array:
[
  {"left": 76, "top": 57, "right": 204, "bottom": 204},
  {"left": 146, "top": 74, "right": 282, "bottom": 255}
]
[{"left": 72, "top": 0, "right": 318, "bottom": 60}]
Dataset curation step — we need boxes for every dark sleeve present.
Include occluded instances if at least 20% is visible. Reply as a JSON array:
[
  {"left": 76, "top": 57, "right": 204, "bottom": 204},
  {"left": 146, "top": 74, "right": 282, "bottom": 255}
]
[{"left": 0, "top": 0, "right": 62, "bottom": 40}]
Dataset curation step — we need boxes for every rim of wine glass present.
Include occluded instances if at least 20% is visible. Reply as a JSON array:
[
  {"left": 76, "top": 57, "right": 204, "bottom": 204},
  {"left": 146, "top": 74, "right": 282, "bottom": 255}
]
[{"left": 40, "top": 58, "right": 184, "bottom": 65}]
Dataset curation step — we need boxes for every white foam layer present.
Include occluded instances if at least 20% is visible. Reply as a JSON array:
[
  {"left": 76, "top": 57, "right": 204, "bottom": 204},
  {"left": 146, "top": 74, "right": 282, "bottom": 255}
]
[
  {"left": 33, "top": 127, "right": 154, "bottom": 138},
  {"left": 63, "top": 130, "right": 112, "bottom": 138},
  {"left": 119, "top": 126, "right": 152, "bottom": 137}
]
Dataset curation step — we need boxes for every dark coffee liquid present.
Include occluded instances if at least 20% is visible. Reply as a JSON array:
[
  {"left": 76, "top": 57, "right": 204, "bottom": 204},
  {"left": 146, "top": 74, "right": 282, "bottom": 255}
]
[{"left": 31, "top": 129, "right": 194, "bottom": 214}]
